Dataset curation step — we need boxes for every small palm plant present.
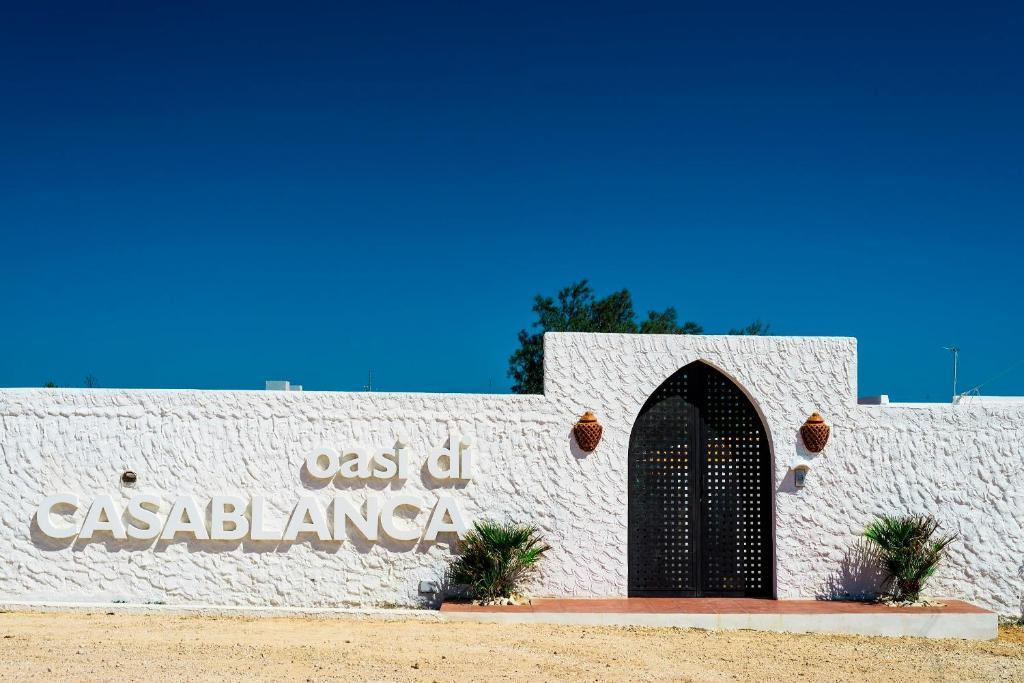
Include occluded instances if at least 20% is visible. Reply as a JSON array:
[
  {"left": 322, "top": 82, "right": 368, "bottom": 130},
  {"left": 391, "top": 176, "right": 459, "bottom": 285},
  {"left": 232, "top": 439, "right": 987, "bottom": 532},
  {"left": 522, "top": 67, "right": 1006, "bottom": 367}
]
[
  {"left": 862, "top": 514, "right": 957, "bottom": 603},
  {"left": 447, "top": 520, "right": 550, "bottom": 602}
]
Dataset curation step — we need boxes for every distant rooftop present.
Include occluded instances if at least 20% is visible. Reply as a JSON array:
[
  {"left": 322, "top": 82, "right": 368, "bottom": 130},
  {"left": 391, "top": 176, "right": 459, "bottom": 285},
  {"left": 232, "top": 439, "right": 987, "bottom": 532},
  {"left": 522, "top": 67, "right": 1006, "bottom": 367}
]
[{"left": 265, "top": 380, "right": 302, "bottom": 392}]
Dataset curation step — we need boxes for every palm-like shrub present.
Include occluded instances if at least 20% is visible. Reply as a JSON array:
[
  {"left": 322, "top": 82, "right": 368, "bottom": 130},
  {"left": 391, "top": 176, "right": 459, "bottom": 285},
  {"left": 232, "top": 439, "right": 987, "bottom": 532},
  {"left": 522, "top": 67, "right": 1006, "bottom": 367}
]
[
  {"left": 862, "top": 514, "right": 957, "bottom": 603},
  {"left": 447, "top": 520, "right": 550, "bottom": 601}
]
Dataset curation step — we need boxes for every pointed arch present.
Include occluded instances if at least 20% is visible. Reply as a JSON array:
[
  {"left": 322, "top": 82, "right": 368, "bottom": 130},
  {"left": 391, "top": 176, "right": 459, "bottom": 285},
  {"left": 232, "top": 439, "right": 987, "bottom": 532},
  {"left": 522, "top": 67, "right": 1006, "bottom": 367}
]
[{"left": 628, "top": 360, "right": 774, "bottom": 597}]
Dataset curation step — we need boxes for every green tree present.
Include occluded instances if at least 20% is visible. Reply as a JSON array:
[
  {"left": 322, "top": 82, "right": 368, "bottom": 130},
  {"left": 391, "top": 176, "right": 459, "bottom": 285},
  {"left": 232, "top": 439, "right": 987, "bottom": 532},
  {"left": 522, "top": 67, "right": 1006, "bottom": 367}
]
[
  {"left": 508, "top": 280, "right": 703, "bottom": 394},
  {"left": 728, "top": 319, "right": 771, "bottom": 336}
]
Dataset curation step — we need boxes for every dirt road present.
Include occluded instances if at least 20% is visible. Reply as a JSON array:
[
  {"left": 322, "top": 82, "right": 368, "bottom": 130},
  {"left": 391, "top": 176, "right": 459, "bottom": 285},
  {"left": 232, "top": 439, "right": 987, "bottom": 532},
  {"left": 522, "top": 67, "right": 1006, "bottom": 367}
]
[{"left": 0, "top": 610, "right": 1021, "bottom": 681}]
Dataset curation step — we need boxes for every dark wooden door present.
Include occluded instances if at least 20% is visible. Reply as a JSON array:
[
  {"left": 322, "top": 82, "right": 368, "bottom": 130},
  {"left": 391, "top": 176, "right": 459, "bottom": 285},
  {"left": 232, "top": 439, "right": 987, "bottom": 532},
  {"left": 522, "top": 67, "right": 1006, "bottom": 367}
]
[{"left": 628, "top": 362, "right": 773, "bottom": 597}]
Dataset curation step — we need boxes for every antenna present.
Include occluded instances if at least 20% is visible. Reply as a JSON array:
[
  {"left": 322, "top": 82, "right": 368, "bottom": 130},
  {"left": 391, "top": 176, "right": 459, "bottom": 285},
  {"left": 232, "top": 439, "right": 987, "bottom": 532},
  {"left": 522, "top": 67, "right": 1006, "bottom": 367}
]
[
  {"left": 958, "top": 356, "right": 1024, "bottom": 399},
  {"left": 943, "top": 346, "right": 959, "bottom": 403},
  {"left": 362, "top": 370, "right": 373, "bottom": 392}
]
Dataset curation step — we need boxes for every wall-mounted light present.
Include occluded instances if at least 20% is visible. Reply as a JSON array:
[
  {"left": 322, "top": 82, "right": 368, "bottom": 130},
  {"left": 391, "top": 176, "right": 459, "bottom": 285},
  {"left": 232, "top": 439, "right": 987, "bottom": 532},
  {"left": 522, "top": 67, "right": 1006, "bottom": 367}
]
[
  {"left": 793, "top": 464, "right": 810, "bottom": 488},
  {"left": 121, "top": 470, "right": 138, "bottom": 487}
]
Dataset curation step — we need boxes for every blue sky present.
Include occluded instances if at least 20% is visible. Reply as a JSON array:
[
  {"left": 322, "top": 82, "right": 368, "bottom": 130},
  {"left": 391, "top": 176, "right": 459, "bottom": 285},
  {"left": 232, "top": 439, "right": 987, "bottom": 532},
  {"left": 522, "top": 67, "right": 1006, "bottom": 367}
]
[{"left": 1, "top": 2, "right": 1021, "bottom": 399}]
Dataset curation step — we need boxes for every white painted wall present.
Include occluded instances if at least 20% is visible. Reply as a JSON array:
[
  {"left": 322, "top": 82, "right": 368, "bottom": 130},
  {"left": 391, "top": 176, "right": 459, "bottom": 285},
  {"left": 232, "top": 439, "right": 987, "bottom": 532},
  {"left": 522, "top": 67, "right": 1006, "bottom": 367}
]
[{"left": 1, "top": 333, "right": 1021, "bottom": 616}]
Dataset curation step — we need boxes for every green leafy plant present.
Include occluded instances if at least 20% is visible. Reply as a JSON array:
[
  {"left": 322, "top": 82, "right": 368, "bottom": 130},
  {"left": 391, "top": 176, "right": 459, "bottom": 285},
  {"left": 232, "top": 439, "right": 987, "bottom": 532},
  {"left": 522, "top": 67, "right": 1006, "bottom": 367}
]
[
  {"left": 447, "top": 520, "right": 550, "bottom": 601},
  {"left": 862, "top": 514, "right": 957, "bottom": 603}
]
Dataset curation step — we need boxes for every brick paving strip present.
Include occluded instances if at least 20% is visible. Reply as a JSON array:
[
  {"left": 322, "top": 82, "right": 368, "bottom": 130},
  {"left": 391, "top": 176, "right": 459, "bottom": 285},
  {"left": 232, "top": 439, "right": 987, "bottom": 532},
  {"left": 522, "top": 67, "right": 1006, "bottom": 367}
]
[{"left": 442, "top": 597, "right": 990, "bottom": 614}]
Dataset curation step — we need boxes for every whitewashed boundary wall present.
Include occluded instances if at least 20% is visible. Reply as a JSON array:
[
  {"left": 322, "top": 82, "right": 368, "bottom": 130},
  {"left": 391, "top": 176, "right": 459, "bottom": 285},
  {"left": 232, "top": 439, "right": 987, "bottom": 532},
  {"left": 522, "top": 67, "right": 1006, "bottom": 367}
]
[{"left": 0, "top": 333, "right": 1021, "bottom": 615}]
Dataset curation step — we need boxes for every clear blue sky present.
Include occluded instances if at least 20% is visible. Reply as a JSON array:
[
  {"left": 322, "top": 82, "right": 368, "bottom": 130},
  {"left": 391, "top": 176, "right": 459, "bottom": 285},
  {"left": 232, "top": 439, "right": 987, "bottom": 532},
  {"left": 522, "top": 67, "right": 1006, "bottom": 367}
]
[{"left": 2, "top": 2, "right": 1021, "bottom": 400}]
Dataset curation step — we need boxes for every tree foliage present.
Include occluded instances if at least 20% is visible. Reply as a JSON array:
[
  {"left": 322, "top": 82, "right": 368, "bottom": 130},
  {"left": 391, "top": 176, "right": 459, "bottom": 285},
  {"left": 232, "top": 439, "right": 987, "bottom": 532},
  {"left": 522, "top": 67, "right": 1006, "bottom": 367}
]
[
  {"left": 508, "top": 280, "right": 766, "bottom": 394},
  {"left": 728, "top": 319, "right": 771, "bottom": 336}
]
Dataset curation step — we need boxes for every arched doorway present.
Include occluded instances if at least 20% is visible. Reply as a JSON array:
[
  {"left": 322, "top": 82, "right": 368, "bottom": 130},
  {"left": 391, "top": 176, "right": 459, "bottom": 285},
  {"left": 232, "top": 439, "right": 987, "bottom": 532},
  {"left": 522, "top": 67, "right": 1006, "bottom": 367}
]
[{"left": 628, "top": 361, "right": 773, "bottom": 597}]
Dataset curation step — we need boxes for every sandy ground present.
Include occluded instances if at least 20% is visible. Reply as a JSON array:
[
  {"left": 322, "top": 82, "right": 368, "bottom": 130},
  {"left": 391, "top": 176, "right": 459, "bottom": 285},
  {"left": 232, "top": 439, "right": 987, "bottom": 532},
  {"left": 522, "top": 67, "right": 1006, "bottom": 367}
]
[{"left": 0, "top": 610, "right": 1021, "bottom": 682}]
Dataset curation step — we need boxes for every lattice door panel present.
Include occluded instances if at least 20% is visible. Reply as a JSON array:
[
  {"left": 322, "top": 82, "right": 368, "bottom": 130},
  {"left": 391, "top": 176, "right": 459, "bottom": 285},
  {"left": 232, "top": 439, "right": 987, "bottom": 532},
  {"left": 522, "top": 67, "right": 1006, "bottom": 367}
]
[
  {"left": 628, "top": 362, "right": 773, "bottom": 598},
  {"left": 628, "top": 370, "right": 698, "bottom": 595},
  {"left": 699, "top": 367, "right": 772, "bottom": 597}
]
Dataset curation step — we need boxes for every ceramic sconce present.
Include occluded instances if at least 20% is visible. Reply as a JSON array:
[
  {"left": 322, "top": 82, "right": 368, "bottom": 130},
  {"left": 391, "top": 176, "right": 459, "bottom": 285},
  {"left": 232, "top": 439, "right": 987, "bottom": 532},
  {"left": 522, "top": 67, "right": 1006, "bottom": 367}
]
[
  {"left": 799, "top": 412, "right": 830, "bottom": 453},
  {"left": 573, "top": 411, "right": 603, "bottom": 452}
]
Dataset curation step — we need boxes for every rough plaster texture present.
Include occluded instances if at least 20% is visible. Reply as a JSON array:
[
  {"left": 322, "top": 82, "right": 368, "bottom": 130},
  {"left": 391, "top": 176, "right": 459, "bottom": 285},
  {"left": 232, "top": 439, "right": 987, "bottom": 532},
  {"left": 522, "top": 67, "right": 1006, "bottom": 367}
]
[{"left": 1, "top": 333, "right": 1021, "bottom": 615}]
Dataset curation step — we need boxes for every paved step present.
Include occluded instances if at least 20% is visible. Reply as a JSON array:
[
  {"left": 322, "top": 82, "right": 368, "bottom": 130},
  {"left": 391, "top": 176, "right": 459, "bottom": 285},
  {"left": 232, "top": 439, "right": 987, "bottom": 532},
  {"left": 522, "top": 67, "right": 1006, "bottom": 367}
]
[{"left": 440, "top": 598, "right": 997, "bottom": 640}]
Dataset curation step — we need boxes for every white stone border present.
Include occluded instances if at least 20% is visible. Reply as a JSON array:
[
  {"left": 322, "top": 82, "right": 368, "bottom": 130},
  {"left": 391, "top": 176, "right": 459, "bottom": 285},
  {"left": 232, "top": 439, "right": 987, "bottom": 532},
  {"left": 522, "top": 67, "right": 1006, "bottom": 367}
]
[
  {"left": 0, "top": 600, "right": 440, "bottom": 621},
  {"left": 1, "top": 600, "right": 995, "bottom": 640},
  {"left": 440, "top": 610, "right": 998, "bottom": 640}
]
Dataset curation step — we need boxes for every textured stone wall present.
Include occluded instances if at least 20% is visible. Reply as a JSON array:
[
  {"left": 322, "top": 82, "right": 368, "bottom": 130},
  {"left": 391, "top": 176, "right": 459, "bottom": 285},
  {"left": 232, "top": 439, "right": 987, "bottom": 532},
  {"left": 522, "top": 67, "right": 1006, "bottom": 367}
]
[{"left": 1, "top": 333, "right": 1021, "bottom": 615}]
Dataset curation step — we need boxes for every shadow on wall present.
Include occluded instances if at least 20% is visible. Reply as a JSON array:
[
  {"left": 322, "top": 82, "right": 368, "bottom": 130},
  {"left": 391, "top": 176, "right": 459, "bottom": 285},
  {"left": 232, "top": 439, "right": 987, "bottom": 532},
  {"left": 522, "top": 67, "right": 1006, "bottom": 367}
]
[
  {"left": 775, "top": 468, "right": 799, "bottom": 495},
  {"left": 1019, "top": 562, "right": 1024, "bottom": 620},
  {"left": 776, "top": 432, "right": 818, "bottom": 496},
  {"left": 29, "top": 513, "right": 75, "bottom": 551},
  {"left": 567, "top": 430, "right": 592, "bottom": 461},
  {"left": 817, "top": 539, "right": 886, "bottom": 601}
]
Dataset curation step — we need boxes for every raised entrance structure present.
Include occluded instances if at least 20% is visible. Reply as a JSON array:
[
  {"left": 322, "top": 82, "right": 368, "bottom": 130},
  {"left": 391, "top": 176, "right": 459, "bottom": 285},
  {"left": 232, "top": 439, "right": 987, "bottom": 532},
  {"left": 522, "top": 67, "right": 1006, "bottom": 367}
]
[{"left": 628, "top": 362, "right": 773, "bottom": 597}]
